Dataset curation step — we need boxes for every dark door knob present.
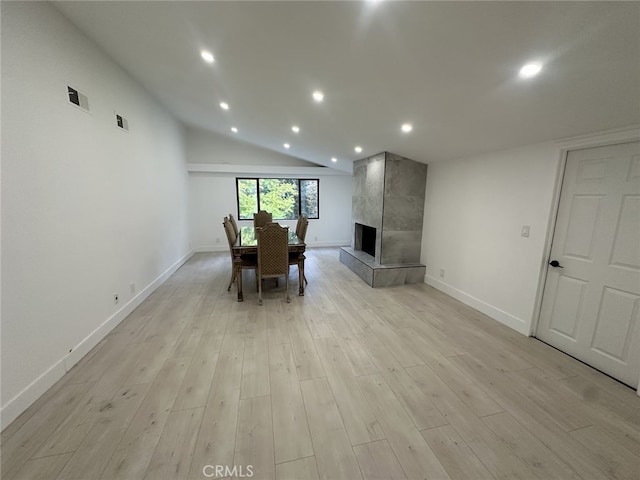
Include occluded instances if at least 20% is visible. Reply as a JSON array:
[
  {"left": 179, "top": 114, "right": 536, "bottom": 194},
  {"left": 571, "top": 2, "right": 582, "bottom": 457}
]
[{"left": 549, "top": 260, "right": 564, "bottom": 268}]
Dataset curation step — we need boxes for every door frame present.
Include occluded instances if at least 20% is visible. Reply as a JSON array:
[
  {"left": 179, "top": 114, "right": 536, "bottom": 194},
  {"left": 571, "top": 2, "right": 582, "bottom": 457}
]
[{"left": 530, "top": 125, "right": 640, "bottom": 395}]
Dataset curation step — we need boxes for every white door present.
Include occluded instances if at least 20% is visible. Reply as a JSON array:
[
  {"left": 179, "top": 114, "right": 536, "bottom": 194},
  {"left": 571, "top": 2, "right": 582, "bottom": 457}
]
[{"left": 537, "top": 141, "right": 640, "bottom": 388}]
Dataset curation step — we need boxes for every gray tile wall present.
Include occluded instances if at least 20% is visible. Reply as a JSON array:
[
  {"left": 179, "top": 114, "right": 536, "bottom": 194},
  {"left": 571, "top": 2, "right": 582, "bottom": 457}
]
[
  {"left": 351, "top": 151, "right": 427, "bottom": 266},
  {"left": 381, "top": 153, "right": 428, "bottom": 264},
  {"left": 352, "top": 153, "right": 385, "bottom": 263}
]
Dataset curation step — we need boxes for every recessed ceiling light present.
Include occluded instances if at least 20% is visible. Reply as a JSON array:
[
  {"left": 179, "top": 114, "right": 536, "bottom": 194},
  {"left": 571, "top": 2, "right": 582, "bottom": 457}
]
[
  {"left": 331, "top": 157, "right": 337, "bottom": 163},
  {"left": 355, "top": 146, "right": 362, "bottom": 153},
  {"left": 220, "top": 102, "right": 229, "bottom": 110},
  {"left": 283, "top": 143, "right": 290, "bottom": 149},
  {"left": 519, "top": 62, "right": 542, "bottom": 79},
  {"left": 231, "top": 127, "right": 238, "bottom": 133},
  {"left": 312, "top": 90, "right": 324, "bottom": 102},
  {"left": 401, "top": 123, "right": 413, "bottom": 133},
  {"left": 292, "top": 125, "right": 300, "bottom": 133},
  {"left": 200, "top": 50, "right": 215, "bottom": 64}
]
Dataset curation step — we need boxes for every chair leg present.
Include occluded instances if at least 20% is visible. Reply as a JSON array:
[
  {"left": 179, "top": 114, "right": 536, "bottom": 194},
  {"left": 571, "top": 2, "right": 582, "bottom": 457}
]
[
  {"left": 227, "top": 268, "right": 236, "bottom": 291},
  {"left": 258, "top": 273, "right": 263, "bottom": 306},
  {"left": 303, "top": 273, "right": 308, "bottom": 285}
]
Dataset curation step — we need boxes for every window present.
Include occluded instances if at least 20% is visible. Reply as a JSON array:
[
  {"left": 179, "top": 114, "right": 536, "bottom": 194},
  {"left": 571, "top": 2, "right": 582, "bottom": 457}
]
[{"left": 236, "top": 178, "right": 319, "bottom": 220}]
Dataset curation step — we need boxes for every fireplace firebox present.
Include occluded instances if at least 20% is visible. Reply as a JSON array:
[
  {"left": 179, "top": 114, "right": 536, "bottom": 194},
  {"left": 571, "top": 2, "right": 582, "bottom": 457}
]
[{"left": 355, "top": 223, "right": 376, "bottom": 257}]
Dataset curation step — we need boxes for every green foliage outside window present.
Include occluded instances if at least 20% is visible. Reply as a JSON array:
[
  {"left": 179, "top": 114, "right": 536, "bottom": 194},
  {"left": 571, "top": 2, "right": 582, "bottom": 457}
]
[
  {"left": 238, "top": 179, "right": 258, "bottom": 218},
  {"left": 236, "top": 178, "right": 319, "bottom": 220},
  {"left": 259, "top": 179, "right": 299, "bottom": 219},
  {"left": 300, "top": 179, "right": 319, "bottom": 218}
]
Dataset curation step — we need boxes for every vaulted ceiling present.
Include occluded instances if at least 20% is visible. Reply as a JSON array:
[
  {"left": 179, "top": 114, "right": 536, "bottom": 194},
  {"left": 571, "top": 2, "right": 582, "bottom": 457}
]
[{"left": 54, "top": 1, "right": 640, "bottom": 172}]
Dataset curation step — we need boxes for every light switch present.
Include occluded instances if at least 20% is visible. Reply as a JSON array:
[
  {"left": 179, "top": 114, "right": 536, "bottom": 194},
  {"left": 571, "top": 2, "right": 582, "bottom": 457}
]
[{"left": 521, "top": 225, "right": 530, "bottom": 237}]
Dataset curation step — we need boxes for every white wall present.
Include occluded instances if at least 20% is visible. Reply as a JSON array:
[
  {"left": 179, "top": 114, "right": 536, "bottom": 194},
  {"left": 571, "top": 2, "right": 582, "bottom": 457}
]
[
  {"left": 1, "top": 2, "right": 190, "bottom": 427},
  {"left": 422, "top": 142, "right": 561, "bottom": 335},
  {"left": 189, "top": 172, "right": 353, "bottom": 251},
  {"left": 187, "top": 126, "right": 320, "bottom": 167},
  {"left": 186, "top": 127, "right": 353, "bottom": 250}
]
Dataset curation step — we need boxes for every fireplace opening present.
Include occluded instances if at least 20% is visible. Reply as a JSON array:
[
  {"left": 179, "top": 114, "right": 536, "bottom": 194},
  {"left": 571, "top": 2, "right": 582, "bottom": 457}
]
[{"left": 355, "top": 223, "right": 376, "bottom": 258}]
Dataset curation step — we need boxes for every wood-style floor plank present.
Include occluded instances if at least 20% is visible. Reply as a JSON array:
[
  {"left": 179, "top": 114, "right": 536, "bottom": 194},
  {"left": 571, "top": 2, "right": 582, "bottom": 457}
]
[
  {"left": 353, "top": 439, "right": 407, "bottom": 480},
  {"left": 99, "top": 355, "right": 192, "bottom": 479},
  {"left": 188, "top": 333, "right": 244, "bottom": 480},
  {"left": 241, "top": 336, "right": 271, "bottom": 399},
  {"left": 9, "top": 453, "right": 73, "bottom": 480},
  {"left": 234, "top": 395, "right": 275, "bottom": 480},
  {"left": 314, "top": 338, "right": 385, "bottom": 445},
  {"left": 569, "top": 425, "right": 640, "bottom": 480},
  {"left": 275, "top": 457, "right": 320, "bottom": 480},
  {"left": 1, "top": 382, "right": 93, "bottom": 480},
  {"left": 420, "top": 425, "right": 495, "bottom": 480},
  {"left": 299, "top": 377, "right": 363, "bottom": 480},
  {"left": 481, "top": 412, "right": 581, "bottom": 480},
  {"left": 269, "top": 343, "right": 314, "bottom": 464},
  {"left": 55, "top": 384, "right": 150, "bottom": 480},
  {"left": 357, "top": 374, "right": 451, "bottom": 480},
  {"left": 2, "top": 249, "right": 638, "bottom": 480},
  {"left": 144, "top": 407, "right": 204, "bottom": 480}
]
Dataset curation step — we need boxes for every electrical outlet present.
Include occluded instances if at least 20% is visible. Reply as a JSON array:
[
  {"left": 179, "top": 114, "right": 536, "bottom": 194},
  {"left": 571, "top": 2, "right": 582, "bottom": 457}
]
[
  {"left": 130, "top": 283, "right": 135, "bottom": 294},
  {"left": 521, "top": 225, "right": 530, "bottom": 237},
  {"left": 114, "top": 293, "right": 119, "bottom": 305},
  {"left": 314, "top": 236, "right": 318, "bottom": 241},
  {"left": 439, "top": 269, "right": 445, "bottom": 278}
]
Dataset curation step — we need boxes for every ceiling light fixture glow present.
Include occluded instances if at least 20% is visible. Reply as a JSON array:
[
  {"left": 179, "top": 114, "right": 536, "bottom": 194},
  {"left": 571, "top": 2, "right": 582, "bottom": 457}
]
[
  {"left": 401, "top": 123, "right": 413, "bottom": 133},
  {"left": 220, "top": 102, "right": 229, "bottom": 110},
  {"left": 200, "top": 50, "right": 215, "bottom": 63},
  {"left": 519, "top": 62, "right": 542, "bottom": 79},
  {"left": 292, "top": 125, "right": 300, "bottom": 133},
  {"left": 283, "top": 143, "right": 290, "bottom": 149},
  {"left": 231, "top": 127, "right": 238, "bottom": 133},
  {"left": 331, "top": 157, "right": 337, "bottom": 163},
  {"left": 354, "top": 146, "right": 362, "bottom": 153},
  {"left": 312, "top": 90, "right": 324, "bottom": 102}
]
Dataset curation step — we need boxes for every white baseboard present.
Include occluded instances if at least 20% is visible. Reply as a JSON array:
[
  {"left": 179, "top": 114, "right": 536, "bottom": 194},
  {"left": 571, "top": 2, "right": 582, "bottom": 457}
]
[
  {"left": 195, "top": 241, "right": 349, "bottom": 253},
  {"left": 0, "top": 360, "right": 68, "bottom": 432},
  {"left": 194, "top": 245, "right": 227, "bottom": 253},
  {"left": 305, "top": 241, "right": 350, "bottom": 248},
  {"left": 425, "top": 275, "right": 530, "bottom": 336},
  {"left": 1, "top": 249, "right": 194, "bottom": 430}
]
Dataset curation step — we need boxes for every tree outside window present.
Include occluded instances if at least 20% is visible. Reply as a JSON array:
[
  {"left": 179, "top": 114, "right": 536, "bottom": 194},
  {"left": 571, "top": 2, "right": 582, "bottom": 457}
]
[{"left": 236, "top": 178, "right": 319, "bottom": 220}]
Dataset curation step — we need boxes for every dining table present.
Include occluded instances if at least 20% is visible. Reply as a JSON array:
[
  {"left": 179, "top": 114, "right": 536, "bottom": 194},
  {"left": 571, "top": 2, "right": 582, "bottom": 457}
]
[{"left": 232, "top": 225, "right": 306, "bottom": 302}]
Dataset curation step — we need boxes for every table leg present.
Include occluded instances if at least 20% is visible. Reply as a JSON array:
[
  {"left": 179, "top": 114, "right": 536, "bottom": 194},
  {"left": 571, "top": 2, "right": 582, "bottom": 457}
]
[
  {"left": 233, "top": 255, "right": 244, "bottom": 302},
  {"left": 298, "top": 253, "right": 306, "bottom": 296}
]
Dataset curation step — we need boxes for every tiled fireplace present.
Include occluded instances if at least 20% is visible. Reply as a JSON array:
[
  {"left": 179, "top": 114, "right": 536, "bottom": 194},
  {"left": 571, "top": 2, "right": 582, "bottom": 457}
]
[{"left": 340, "top": 152, "right": 427, "bottom": 287}]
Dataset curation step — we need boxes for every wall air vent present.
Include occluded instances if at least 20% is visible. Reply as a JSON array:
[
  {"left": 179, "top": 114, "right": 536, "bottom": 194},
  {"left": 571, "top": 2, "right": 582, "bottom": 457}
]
[
  {"left": 67, "top": 86, "right": 89, "bottom": 111},
  {"left": 116, "top": 114, "right": 129, "bottom": 131}
]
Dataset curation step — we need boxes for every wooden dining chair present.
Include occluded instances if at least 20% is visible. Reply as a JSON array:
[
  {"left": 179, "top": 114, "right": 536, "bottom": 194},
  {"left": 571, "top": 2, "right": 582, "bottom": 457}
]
[
  {"left": 253, "top": 210, "right": 273, "bottom": 228},
  {"left": 256, "top": 223, "right": 290, "bottom": 305},
  {"left": 228, "top": 213, "right": 239, "bottom": 237},
  {"left": 223, "top": 216, "right": 257, "bottom": 292},
  {"left": 295, "top": 215, "right": 309, "bottom": 242},
  {"left": 291, "top": 216, "right": 309, "bottom": 285}
]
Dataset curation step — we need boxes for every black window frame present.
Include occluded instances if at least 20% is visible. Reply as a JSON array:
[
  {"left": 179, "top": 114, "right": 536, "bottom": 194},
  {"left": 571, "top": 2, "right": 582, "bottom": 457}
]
[{"left": 236, "top": 177, "right": 320, "bottom": 220}]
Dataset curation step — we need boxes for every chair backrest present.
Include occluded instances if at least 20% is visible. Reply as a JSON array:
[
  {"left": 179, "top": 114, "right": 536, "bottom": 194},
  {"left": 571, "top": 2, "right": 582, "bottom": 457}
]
[
  {"left": 254, "top": 210, "right": 273, "bottom": 228},
  {"left": 296, "top": 215, "right": 309, "bottom": 242},
  {"left": 257, "top": 223, "right": 289, "bottom": 276},
  {"left": 228, "top": 213, "right": 239, "bottom": 237},
  {"left": 223, "top": 217, "right": 237, "bottom": 258}
]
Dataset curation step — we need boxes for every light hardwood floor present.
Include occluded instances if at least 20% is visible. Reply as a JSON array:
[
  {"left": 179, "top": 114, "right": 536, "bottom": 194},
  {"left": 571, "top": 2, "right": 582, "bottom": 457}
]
[{"left": 2, "top": 248, "right": 639, "bottom": 480}]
